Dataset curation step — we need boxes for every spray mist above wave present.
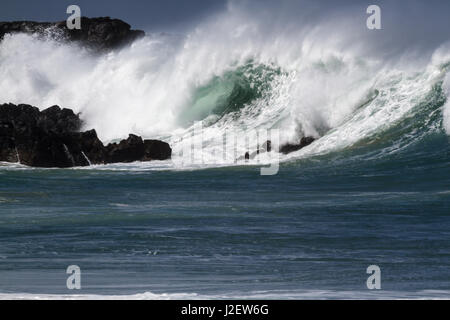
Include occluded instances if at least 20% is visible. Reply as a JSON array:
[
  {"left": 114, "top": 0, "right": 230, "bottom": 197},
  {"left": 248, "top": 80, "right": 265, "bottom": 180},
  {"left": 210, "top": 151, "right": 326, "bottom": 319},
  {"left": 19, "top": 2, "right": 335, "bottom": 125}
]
[{"left": 0, "top": 1, "right": 449, "bottom": 169}]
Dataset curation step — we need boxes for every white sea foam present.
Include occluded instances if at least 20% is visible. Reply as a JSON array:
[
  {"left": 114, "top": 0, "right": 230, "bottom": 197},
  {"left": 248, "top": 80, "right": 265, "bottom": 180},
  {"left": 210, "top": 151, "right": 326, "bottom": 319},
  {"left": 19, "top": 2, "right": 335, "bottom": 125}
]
[
  {"left": 0, "top": 290, "right": 449, "bottom": 300},
  {"left": 0, "top": 1, "right": 449, "bottom": 169},
  {"left": 442, "top": 73, "right": 450, "bottom": 135}
]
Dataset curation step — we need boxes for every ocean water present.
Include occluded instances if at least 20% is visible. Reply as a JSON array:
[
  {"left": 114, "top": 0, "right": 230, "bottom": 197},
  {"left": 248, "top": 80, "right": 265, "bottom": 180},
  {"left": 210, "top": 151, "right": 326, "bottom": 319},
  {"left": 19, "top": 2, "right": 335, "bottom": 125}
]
[
  {"left": 0, "top": 130, "right": 449, "bottom": 299},
  {"left": 1, "top": 2, "right": 450, "bottom": 299}
]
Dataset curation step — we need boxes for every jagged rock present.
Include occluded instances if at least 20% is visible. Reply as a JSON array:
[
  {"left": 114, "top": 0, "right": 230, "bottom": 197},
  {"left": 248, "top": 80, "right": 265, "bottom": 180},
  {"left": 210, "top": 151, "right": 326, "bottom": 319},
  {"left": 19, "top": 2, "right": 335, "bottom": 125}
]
[
  {"left": 74, "top": 129, "right": 107, "bottom": 165},
  {"left": 0, "top": 121, "right": 17, "bottom": 162},
  {"left": 38, "top": 105, "right": 82, "bottom": 134},
  {"left": 105, "top": 135, "right": 172, "bottom": 163},
  {"left": 0, "top": 17, "right": 145, "bottom": 51},
  {"left": 16, "top": 130, "right": 77, "bottom": 168},
  {"left": 105, "top": 134, "right": 145, "bottom": 164},
  {"left": 143, "top": 140, "right": 172, "bottom": 161},
  {"left": 279, "top": 136, "right": 315, "bottom": 154},
  {"left": 0, "top": 103, "right": 172, "bottom": 167}
]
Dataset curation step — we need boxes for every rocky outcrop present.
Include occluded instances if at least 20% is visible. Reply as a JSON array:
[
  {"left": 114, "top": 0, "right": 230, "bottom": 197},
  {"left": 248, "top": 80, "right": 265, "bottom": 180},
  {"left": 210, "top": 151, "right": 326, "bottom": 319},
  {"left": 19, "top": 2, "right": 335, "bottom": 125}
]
[
  {"left": 279, "top": 136, "right": 315, "bottom": 154},
  {"left": 0, "top": 17, "right": 144, "bottom": 51},
  {"left": 106, "top": 134, "right": 145, "bottom": 164},
  {"left": 0, "top": 103, "right": 171, "bottom": 168},
  {"left": 143, "top": 139, "right": 173, "bottom": 161},
  {"left": 105, "top": 135, "right": 172, "bottom": 164}
]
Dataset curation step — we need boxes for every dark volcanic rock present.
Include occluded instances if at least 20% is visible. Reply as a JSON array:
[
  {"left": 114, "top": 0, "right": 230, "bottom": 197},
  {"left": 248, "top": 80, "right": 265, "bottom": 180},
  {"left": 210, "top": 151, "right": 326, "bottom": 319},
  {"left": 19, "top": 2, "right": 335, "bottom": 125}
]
[
  {"left": 16, "top": 130, "right": 77, "bottom": 168},
  {"left": 0, "top": 103, "right": 98, "bottom": 167},
  {"left": 279, "top": 136, "right": 315, "bottom": 154},
  {"left": 0, "top": 120, "right": 17, "bottom": 163},
  {"left": 39, "top": 105, "right": 82, "bottom": 133},
  {"left": 143, "top": 140, "right": 172, "bottom": 161},
  {"left": 74, "top": 129, "right": 107, "bottom": 165},
  {"left": 105, "top": 135, "right": 172, "bottom": 163},
  {"left": 0, "top": 17, "right": 145, "bottom": 51},
  {"left": 106, "top": 134, "right": 145, "bottom": 164},
  {"left": 0, "top": 103, "right": 172, "bottom": 168}
]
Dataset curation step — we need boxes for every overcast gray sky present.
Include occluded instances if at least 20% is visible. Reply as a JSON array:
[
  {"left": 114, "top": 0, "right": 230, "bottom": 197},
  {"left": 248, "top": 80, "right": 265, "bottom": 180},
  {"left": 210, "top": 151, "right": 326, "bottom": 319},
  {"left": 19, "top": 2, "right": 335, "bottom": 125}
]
[{"left": 0, "top": 0, "right": 227, "bottom": 31}]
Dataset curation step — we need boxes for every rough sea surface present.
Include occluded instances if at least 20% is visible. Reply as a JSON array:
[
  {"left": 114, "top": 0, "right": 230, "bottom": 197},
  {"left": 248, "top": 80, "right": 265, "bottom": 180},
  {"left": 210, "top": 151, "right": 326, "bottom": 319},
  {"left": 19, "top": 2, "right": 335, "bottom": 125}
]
[{"left": 1, "top": 126, "right": 449, "bottom": 299}]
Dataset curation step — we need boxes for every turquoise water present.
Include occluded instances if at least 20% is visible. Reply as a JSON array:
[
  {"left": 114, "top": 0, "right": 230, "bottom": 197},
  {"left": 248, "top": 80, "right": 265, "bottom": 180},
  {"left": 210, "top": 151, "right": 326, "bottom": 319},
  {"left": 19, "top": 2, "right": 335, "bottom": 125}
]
[{"left": 1, "top": 128, "right": 449, "bottom": 299}]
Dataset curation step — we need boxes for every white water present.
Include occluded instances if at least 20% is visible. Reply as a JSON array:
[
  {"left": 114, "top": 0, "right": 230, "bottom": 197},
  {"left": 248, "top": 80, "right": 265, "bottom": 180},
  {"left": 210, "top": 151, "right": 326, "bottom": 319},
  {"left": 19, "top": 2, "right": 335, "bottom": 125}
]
[
  {"left": 441, "top": 71, "right": 450, "bottom": 134},
  {"left": 1, "top": 2, "right": 449, "bottom": 170},
  {"left": 0, "top": 289, "right": 448, "bottom": 300}
]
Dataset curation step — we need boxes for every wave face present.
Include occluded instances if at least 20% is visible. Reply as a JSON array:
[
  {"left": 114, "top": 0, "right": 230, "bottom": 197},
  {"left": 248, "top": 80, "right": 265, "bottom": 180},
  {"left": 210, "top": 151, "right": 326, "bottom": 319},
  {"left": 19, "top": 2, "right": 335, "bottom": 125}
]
[{"left": 1, "top": 2, "right": 450, "bottom": 169}]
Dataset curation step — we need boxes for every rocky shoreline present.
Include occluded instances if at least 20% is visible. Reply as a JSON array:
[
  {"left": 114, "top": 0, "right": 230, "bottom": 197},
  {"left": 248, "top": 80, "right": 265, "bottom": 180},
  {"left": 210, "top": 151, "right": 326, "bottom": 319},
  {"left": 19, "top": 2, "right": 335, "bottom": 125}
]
[
  {"left": 0, "top": 103, "right": 171, "bottom": 168},
  {"left": 0, "top": 103, "right": 316, "bottom": 168}
]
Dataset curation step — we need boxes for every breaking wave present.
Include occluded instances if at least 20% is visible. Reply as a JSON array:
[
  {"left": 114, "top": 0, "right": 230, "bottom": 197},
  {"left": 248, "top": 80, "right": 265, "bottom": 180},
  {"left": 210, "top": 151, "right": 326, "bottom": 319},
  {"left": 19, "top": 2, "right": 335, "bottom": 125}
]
[{"left": 1, "top": 1, "right": 449, "bottom": 169}]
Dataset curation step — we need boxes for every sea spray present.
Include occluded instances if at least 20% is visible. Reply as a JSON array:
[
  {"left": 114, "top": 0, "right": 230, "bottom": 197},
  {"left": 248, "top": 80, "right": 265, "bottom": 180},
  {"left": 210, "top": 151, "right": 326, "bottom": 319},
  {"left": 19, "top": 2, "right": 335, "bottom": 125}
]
[
  {"left": 442, "top": 74, "right": 450, "bottom": 135},
  {"left": 0, "top": 3, "right": 450, "bottom": 167}
]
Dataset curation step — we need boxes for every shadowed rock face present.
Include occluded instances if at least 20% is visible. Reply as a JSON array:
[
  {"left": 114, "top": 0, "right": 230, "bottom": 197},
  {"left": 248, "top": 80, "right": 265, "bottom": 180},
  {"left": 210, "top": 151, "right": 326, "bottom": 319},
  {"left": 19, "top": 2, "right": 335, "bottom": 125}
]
[
  {"left": 105, "top": 135, "right": 172, "bottom": 164},
  {"left": 0, "top": 103, "right": 171, "bottom": 168},
  {"left": 0, "top": 17, "right": 145, "bottom": 51},
  {"left": 106, "top": 134, "right": 145, "bottom": 164},
  {"left": 143, "top": 140, "right": 173, "bottom": 161},
  {"left": 279, "top": 136, "right": 315, "bottom": 154}
]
